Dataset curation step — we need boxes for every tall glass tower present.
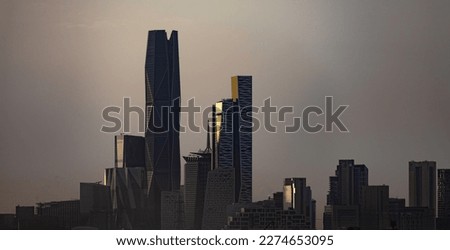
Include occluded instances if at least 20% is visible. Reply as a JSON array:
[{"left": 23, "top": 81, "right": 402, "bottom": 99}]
[
  {"left": 212, "top": 76, "right": 252, "bottom": 203},
  {"left": 144, "top": 30, "right": 181, "bottom": 229}
]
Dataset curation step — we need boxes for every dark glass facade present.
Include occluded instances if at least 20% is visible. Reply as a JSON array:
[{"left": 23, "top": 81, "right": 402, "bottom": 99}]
[
  {"left": 212, "top": 76, "right": 252, "bottom": 203},
  {"left": 144, "top": 30, "right": 181, "bottom": 229}
]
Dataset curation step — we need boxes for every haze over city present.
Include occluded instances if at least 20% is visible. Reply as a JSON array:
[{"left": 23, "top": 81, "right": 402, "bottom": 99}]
[{"left": 1, "top": 0, "right": 450, "bottom": 228}]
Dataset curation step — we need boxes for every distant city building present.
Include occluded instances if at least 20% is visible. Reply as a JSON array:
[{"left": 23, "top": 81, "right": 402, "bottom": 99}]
[
  {"left": 212, "top": 76, "right": 252, "bottom": 203},
  {"left": 388, "top": 198, "right": 406, "bottom": 229},
  {"left": 202, "top": 168, "right": 235, "bottom": 229},
  {"left": 437, "top": 169, "right": 450, "bottom": 229},
  {"left": 327, "top": 176, "right": 338, "bottom": 206},
  {"left": 104, "top": 167, "right": 147, "bottom": 229},
  {"left": 333, "top": 160, "right": 368, "bottom": 206},
  {"left": 399, "top": 207, "right": 435, "bottom": 230},
  {"left": 408, "top": 161, "right": 436, "bottom": 216},
  {"left": 144, "top": 30, "right": 181, "bottom": 229},
  {"left": 0, "top": 214, "right": 16, "bottom": 230},
  {"left": 323, "top": 160, "right": 368, "bottom": 229},
  {"left": 114, "top": 134, "right": 145, "bottom": 168},
  {"left": 226, "top": 195, "right": 310, "bottom": 230},
  {"left": 283, "top": 178, "right": 315, "bottom": 229},
  {"left": 15, "top": 206, "right": 36, "bottom": 229},
  {"left": 360, "top": 185, "right": 389, "bottom": 229},
  {"left": 161, "top": 190, "right": 184, "bottom": 230},
  {"left": 273, "top": 192, "right": 284, "bottom": 209},
  {"left": 183, "top": 132, "right": 211, "bottom": 230},
  {"left": 36, "top": 200, "right": 80, "bottom": 229},
  {"left": 326, "top": 205, "right": 360, "bottom": 230},
  {"left": 79, "top": 182, "right": 112, "bottom": 229},
  {"left": 322, "top": 205, "right": 333, "bottom": 230}
]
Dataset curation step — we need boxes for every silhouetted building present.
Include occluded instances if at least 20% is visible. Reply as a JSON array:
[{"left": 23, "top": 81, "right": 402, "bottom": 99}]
[
  {"left": 388, "top": 198, "right": 405, "bottom": 230},
  {"left": 327, "top": 176, "right": 338, "bottom": 206},
  {"left": 15, "top": 206, "right": 37, "bottom": 229},
  {"left": 202, "top": 168, "right": 235, "bottom": 229},
  {"left": 360, "top": 185, "right": 389, "bottom": 229},
  {"left": 437, "top": 169, "right": 450, "bottom": 229},
  {"left": 104, "top": 167, "right": 147, "bottom": 229},
  {"left": 332, "top": 205, "right": 360, "bottom": 229},
  {"left": 323, "top": 205, "right": 333, "bottom": 230},
  {"left": 114, "top": 134, "right": 145, "bottom": 168},
  {"left": 334, "top": 160, "right": 368, "bottom": 206},
  {"left": 145, "top": 30, "right": 181, "bottom": 229},
  {"left": 79, "top": 182, "right": 112, "bottom": 229},
  {"left": 273, "top": 192, "right": 284, "bottom": 209},
  {"left": 212, "top": 76, "right": 253, "bottom": 203},
  {"left": 409, "top": 161, "right": 436, "bottom": 219},
  {"left": 399, "top": 207, "right": 435, "bottom": 230},
  {"left": 323, "top": 160, "right": 368, "bottom": 229},
  {"left": 36, "top": 200, "right": 80, "bottom": 229},
  {"left": 283, "top": 178, "right": 315, "bottom": 229},
  {"left": 161, "top": 190, "right": 184, "bottom": 230},
  {"left": 183, "top": 132, "right": 211, "bottom": 229},
  {"left": 0, "top": 214, "right": 16, "bottom": 230},
  {"left": 226, "top": 198, "right": 309, "bottom": 230}
]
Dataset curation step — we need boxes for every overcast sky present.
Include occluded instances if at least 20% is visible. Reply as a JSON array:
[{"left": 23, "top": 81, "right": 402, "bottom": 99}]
[{"left": 1, "top": 1, "right": 450, "bottom": 228}]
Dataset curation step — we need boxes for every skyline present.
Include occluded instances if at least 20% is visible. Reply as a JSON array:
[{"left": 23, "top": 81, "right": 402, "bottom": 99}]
[{"left": 1, "top": 0, "right": 450, "bottom": 229}]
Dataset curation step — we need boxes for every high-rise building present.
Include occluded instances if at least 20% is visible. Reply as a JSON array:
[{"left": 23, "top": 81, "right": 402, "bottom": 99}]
[
  {"left": 144, "top": 30, "right": 181, "bottom": 229},
  {"left": 334, "top": 160, "right": 368, "bottom": 206},
  {"left": 183, "top": 132, "right": 211, "bottom": 229},
  {"left": 104, "top": 167, "right": 147, "bottom": 229},
  {"left": 437, "top": 169, "right": 450, "bottom": 229},
  {"left": 408, "top": 161, "right": 436, "bottom": 213},
  {"left": 283, "top": 178, "right": 315, "bottom": 229},
  {"left": 114, "top": 134, "right": 145, "bottom": 168},
  {"left": 323, "top": 160, "right": 368, "bottom": 229},
  {"left": 202, "top": 168, "right": 235, "bottom": 229},
  {"left": 212, "top": 76, "right": 252, "bottom": 203},
  {"left": 360, "top": 185, "right": 390, "bottom": 229}
]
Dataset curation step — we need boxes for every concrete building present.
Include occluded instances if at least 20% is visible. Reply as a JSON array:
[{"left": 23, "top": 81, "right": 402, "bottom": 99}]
[
  {"left": 408, "top": 161, "right": 436, "bottom": 214},
  {"left": 437, "top": 169, "right": 450, "bottom": 229},
  {"left": 283, "top": 178, "right": 316, "bottom": 229},
  {"left": 360, "top": 185, "right": 389, "bottom": 229}
]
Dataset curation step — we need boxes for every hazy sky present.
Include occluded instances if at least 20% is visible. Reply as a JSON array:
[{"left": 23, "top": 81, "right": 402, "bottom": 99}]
[{"left": 1, "top": 0, "right": 450, "bottom": 228}]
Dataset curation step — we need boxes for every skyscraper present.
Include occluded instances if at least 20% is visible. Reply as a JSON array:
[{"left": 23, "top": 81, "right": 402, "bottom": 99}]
[
  {"left": 323, "top": 160, "right": 368, "bottom": 229},
  {"left": 437, "top": 169, "right": 450, "bottom": 229},
  {"left": 283, "top": 178, "right": 315, "bottom": 229},
  {"left": 183, "top": 131, "right": 211, "bottom": 229},
  {"left": 144, "top": 30, "right": 181, "bottom": 229},
  {"left": 408, "top": 161, "right": 436, "bottom": 212},
  {"left": 212, "top": 76, "right": 252, "bottom": 203},
  {"left": 327, "top": 160, "right": 368, "bottom": 206}
]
